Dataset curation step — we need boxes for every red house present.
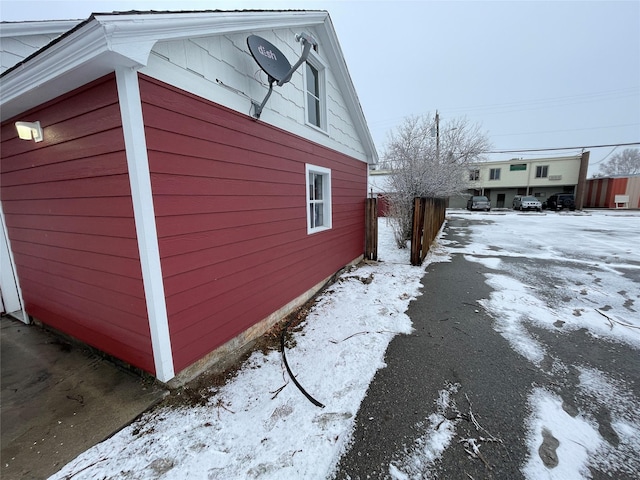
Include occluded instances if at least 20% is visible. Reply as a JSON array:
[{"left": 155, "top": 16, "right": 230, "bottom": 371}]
[{"left": 0, "top": 11, "right": 378, "bottom": 383}]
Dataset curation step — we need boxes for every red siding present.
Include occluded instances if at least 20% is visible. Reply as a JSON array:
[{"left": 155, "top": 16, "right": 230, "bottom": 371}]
[
  {"left": 584, "top": 177, "right": 636, "bottom": 208},
  {"left": 597, "top": 179, "right": 607, "bottom": 207},
  {"left": 139, "top": 75, "right": 367, "bottom": 372},
  {"left": 605, "top": 178, "right": 628, "bottom": 208},
  {"left": 585, "top": 179, "right": 594, "bottom": 206},
  {"left": 0, "top": 75, "right": 154, "bottom": 373}
]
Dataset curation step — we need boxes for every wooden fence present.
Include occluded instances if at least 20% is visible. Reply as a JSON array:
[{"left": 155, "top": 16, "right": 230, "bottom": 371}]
[
  {"left": 410, "top": 197, "right": 446, "bottom": 266},
  {"left": 365, "top": 197, "right": 378, "bottom": 261}
]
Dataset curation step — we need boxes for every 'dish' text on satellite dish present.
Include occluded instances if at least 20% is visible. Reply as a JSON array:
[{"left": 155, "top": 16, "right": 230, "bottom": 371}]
[{"left": 247, "top": 33, "right": 317, "bottom": 119}]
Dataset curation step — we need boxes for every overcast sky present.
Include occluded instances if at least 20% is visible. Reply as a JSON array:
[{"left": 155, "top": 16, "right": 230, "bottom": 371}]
[{"left": 2, "top": 0, "right": 639, "bottom": 176}]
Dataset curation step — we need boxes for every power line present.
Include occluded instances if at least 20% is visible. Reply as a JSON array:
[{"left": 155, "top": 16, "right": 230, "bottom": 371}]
[
  {"left": 366, "top": 87, "right": 640, "bottom": 130},
  {"left": 441, "top": 87, "right": 640, "bottom": 116},
  {"left": 487, "top": 141, "right": 640, "bottom": 154},
  {"left": 490, "top": 122, "right": 640, "bottom": 138},
  {"left": 589, "top": 146, "right": 619, "bottom": 165}
]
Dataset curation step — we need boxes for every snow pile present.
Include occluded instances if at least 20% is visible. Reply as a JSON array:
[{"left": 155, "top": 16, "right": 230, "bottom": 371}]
[
  {"left": 388, "top": 383, "right": 460, "bottom": 480},
  {"left": 448, "top": 210, "right": 640, "bottom": 479},
  {"left": 50, "top": 219, "right": 449, "bottom": 479},
  {"left": 522, "top": 388, "right": 602, "bottom": 480},
  {"left": 49, "top": 210, "right": 640, "bottom": 479}
]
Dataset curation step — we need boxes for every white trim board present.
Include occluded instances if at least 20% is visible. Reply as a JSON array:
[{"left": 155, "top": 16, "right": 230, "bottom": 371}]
[{"left": 115, "top": 65, "right": 175, "bottom": 382}]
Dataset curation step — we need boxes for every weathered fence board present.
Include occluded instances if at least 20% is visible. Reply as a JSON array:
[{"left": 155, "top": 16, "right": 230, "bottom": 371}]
[
  {"left": 365, "top": 197, "right": 378, "bottom": 261},
  {"left": 410, "top": 197, "right": 446, "bottom": 266}
]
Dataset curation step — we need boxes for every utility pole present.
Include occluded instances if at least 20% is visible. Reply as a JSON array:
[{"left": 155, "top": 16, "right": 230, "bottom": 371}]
[
  {"left": 435, "top": 110, "right": 440, "bottom": 161},
  {"left": 575, "top": 150, "right": 590, "bottom": 210}
]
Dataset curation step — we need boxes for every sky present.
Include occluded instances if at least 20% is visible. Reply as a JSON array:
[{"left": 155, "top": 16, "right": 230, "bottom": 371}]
[
  {"left": 1, "top": 0, "right": 639, "bottom": 176},
  {"left": 42, "top": 210, "right": 640, "bottom": 479}
]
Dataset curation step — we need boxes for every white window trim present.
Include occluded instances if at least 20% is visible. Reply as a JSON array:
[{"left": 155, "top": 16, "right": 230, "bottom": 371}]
[
  {"left": 305, "top": 164, "right": 332, "bottom": 234},
  {"left": 303, "top": 52, "right": 327, "bottom": 132}
]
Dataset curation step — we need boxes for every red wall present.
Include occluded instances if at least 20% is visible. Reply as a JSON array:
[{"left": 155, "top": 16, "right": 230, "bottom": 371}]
[
  {"left": 585, "top": 177, "right": 629, "bottom": 208},
  {"left": 586, "top": 178, "right": 606, "bottom": 207},
  {"left": 0, "top": 75, "right": 154, "bottom": 373},
  {"left": 605, "top": 178, "right": 628, "bottom": 207},
  {"left": 139, "top": 75, "right": 367, "bottom": 372}
]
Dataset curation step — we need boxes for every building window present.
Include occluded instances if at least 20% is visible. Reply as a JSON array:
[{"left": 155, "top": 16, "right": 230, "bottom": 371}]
[
  {"left": 304, "top": 55, "right": 326, "bottom": 130},
  {"left": 489, "top": 168, "right": 501, "bottom": 180},
  {"left": 469, "top": 169, "right": 480, "bottom": 181},
  {"left": 306, "top": 164, "right": 332, "bottom": 233},
  {"left": 536, "top": 165, "right": 549, "bottom": 178}
]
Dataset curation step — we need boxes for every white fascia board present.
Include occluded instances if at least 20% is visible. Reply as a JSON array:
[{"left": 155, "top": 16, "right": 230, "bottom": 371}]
[
  {"left": 0, "top": 21, "right": 143, "bottom": 121},
  {"left": 0, "top": 20, "right": 82, "bottom": 37},
  {"left": 95, "top": 10, "right": 328, "bottom": 41},
  {"left": 0, "top": 11, "right": 329, "bottom": 122}
]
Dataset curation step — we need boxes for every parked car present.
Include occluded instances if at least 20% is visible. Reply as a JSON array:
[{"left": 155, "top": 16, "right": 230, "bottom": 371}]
[
  {"left": 512, "top": 195, "right": 523, "bottom": 209},
  {"left": 545, "top": 193, "right": 575, "bottom": 211},
  {"left": 467, "top": 195, "right": 491, "bottom": 211},
  {"left": 513, "top": 195, "right": 542, "bottom": 212}
]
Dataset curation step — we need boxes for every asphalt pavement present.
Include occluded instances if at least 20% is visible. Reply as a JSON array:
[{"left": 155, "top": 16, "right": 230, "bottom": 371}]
[{"left": 334, "top": 214, "right": 640, "bottom": 479}]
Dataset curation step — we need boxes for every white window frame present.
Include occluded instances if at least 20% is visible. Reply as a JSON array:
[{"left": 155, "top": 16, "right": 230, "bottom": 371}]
[
  {"left": 303, "top": 52, "right": 327, "bottom": 131},
  {"left": 489, "top": 168, "right": 501, "bottom": 180},
  {"left": 305, "top": 164, "right": 332, "bottom": 234}
]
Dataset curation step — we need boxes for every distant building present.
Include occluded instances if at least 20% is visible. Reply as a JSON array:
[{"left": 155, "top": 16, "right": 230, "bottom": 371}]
[
  {"left": 584, "top": 174, "right": 640, "bottom": 209},
  {"left": 368, "top": 169, "right": 392, "bottom": 216},
  {"left": 368, "top": 153, "right": 590, "bottom": 212},
  {"left": 450, "top": 153, "right": 589, "bottom": 209}
]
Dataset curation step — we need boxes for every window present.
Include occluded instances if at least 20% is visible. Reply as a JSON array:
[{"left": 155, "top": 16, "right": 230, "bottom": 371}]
[
  {"left": 305, "top": 164, "right": 332, "bottom": 233},
  {"left": 469, "top": 169, "right": 480, "bottom": 181},
  {"left": 489, "top": 168, "right": 501, "bottom": 180},
  {"left": 304, "top": 55, "right": 326, "bottom": 130},
  {"left": 536, "top": 165, "right": 549, "bottom": 178},
  {"left": 306, "top": 63, "right": 321, "bottom": 126}
]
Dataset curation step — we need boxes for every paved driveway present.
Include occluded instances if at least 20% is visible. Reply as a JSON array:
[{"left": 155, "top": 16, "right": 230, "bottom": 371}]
[{"left": 335, "top": 211, "right": 640, "bottom": 479}]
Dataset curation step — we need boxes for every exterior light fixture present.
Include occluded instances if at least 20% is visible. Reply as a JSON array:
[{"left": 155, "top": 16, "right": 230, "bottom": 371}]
[{"left": 15, "top": 121, "right": 43, "bottom": 142}]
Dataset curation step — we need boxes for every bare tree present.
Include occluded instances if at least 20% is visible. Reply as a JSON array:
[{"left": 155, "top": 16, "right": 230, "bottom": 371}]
[
  {"left": 598, "top": 148, "right": 640, "bottom": 176},
  {"left": 384, "top": 114, "right": 490, "bottom": 247}
]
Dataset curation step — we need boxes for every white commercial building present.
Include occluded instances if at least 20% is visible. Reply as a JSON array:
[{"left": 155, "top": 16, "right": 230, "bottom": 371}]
[{"left": 450, "top": 153, "right": 589, "bottom": 209}]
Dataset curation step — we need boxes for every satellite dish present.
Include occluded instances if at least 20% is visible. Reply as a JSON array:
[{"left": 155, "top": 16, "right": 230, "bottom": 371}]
[
  {"left": 246, "top": 33, "right": 317, "bottom": 119},
  {"left": 247, "top": 35, "right": 292, "bottom": 84}
]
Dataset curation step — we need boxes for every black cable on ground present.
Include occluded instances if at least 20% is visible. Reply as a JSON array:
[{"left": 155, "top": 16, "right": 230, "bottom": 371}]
[{"left": 280, "top": 320, "right": 325, "bottom": 408}]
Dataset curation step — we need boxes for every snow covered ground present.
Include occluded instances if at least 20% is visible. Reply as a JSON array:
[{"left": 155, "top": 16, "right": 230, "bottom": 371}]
[
  {"left": 445, "top": 209, "right": 640, "bottom": 480},
  {"left": 50, "top": 209, "right": 640, "bottom": 480}
]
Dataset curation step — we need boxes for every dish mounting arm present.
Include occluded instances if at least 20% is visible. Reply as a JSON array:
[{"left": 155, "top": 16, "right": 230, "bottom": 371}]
[
  {"left": 252, "top": 33, "right": 317, "bottom": 119},
  {"left": 277, "top": 33, "right": 317, "bottom": 87}
]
